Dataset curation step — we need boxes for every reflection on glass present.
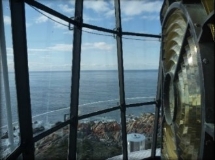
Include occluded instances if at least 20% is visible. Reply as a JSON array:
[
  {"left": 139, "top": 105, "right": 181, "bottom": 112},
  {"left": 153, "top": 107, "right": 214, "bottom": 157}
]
[
  {"left": 174, "top": 36, "right": 201, "bottom": 159},
  {"left": 1, "top": 0, "right": 20, "bottom": 158},
  {"left": 0, "top": 72, "right": 20, "bottom": 159},
  {"left": 169, "top": 83, "right": 175, "bottom": 120},
  {"left": 162, "top": 122, "right": 177, "bottom": 159},
  {"left": 77, "top": 110, "right": 122, "bottom": 160}
]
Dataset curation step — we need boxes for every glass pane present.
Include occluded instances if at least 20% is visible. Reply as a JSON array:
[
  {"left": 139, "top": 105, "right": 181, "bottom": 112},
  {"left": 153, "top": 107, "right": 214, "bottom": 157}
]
[
  {"left": 34, "top": 0, "right": 74, "bottom": 19},
  {"left": 1, "top": 1, "right": 20, "bottom": 158},
  {"left": 25, "top": 4, "right": 73, "bottom": 133},
  {"left": 77, "top": 110, "right": 122, "bottom": 160},
  {"left": 35, "top": 126, "right": 69, "bottom": 160},
  {"left": 83, "top": 0, "right": 115, "bottom": 30},
  {"left": 121, "top": 0, "right": 162, "bottom": 35},
  {"left": 126, "top": 106, "right": 161, "bottom": 159},
  {"left": 79, "top": 32, "right": 118, "bottom": 116},
  {"left": 123, "top": 38, "right": 160, "bottom": 104}
]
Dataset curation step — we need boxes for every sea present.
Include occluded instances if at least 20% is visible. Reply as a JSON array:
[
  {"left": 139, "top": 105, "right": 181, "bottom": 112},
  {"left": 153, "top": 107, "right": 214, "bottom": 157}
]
[
  {"left": 0, "top": 70, "right": 158, "bottom": 158},
  {"left": 0, "top": 70, "right": 158, "bottom": 130}
]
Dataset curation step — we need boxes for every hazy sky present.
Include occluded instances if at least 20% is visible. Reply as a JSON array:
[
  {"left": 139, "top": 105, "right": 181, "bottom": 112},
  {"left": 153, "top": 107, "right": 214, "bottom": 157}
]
[{"left": 2, "top": 0, "right": 162, "bottom": 71}]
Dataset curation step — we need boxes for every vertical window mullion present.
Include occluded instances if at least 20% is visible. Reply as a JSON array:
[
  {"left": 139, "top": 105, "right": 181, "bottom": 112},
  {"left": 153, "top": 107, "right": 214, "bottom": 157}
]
[
  {"left": 151, "top": 53, "right": 163, "bottom": 157},
  {"left": 68, "top": 0, "right": 83, "bottom": 159},
  {"left": 10, "top": 0, "right": 34, "bottom": 159},
  {"left": 114, "top": 0, "right": 128, "bottom": 159}
]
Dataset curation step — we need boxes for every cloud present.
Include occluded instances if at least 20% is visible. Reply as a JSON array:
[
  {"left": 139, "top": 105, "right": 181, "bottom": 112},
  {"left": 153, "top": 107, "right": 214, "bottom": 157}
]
[
  {"left": 69, "top": 0, "right": 75, "bottom": 6},
  {"left": 83, "top": 14, "right": 101, "bottom": 22},
  {"left": 105, "top": 9, "right": 115, "bottom": 17},
  {"left": 35, "top": 15, "right": 48, "bottom": 23},
  {"left": 121, "top": 1, "right": 162, "bottom": 16},
  {"left": 28, "top": 48, "right": 49, "bottom": 52},
  {"left": 59, "top": 4, "right": 74, "bottom": 13},
  {"left": 63, "top": 31, "right": 73, "bottom": 35},
  {"left": 81, "top": 63, "right": 117, "bottom": 70},
  {"left": 47, "top": 44, "right": 73, "bottom": 52},
  {"left": 7, "top": 47, "right": 49, "bottom": 55},
  {"left": 122, "top": 17, "right": 133, "bottom": 22},
  {"left": 84, "top": 0, "right": 110, "bottom": 13},
  {"left": 82, "top": 42, "right": 114, "bottom": 51},
  {"left": 40, "top": 55, "right": 51, "bottom": 59},
  {"left": 3, "top": 15, "right": 11, "bottom": 25},
  {"left": 142, "top": 15, "right": 159, "bottom": 21},
  {"left": 35, "top": 10, "right": 69, "bottom": 29},
  {"left": 7, "top": 43, "right": 73, "bottom": 55},
  {"left": 93, "top": 42, "right": 113, "bottom": 50},
  {"left": 27, "top": 62, "right": 72, "bottom": 71},
  {"left": 8, "top": 43, "right": 112, "bottom": 53},
  {"left": 26, "top": 23, "right": 32, "bottom": 27},
  {"left": 83, "top": 1, "right": 114, "bottom": 19},
  {"left": 4, "top": 15, "right": 32, "bottom": 27}
]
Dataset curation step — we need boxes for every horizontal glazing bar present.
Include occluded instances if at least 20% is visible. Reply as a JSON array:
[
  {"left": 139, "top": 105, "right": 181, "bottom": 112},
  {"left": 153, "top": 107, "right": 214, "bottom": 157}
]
[
  {"left": 25, "top": 0, "right": 117, "bottom": 34},
  {"left": 6, "top": 146, "right": 22, "bottom": 160},
  {"left": 33, "top": 119, "right": 70, "bottom": 142},
  {"left": 126, "top": 101, "right": 156, "bottom": 108},
  {"left": 24, "top": 0, "right": 160, "bottom": 38},
  {"left": 32, "top": 100, "right": 156, "bottom": 143},
  {"left": 25, "top": 0, "right": 77, "bottom": 25},
  {"left": 122, "top": 31, "right": 161, "bottom": 38},
  {"left": 78, "top": 106, "right": 120, "bottom": 120}
]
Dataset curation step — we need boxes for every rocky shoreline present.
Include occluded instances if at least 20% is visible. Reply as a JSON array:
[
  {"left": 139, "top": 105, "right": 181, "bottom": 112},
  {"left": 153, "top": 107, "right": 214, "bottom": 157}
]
[
  {"left": 35, "top": 113, "right": 160, "bottom": 160},
  {"left": 1, "top": 113, "right": 161, "bottom": 160}
]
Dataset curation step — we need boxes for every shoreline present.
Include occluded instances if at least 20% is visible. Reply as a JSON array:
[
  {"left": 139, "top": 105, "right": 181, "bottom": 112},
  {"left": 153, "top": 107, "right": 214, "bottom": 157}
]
[{"left": 1, "top": 113, "right": 161, "bottom": 159}]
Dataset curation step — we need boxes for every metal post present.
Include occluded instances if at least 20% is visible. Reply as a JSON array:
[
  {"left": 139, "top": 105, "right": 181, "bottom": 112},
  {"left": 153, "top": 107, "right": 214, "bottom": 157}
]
[
  {"left": 0, "top": 0, "right": 14, "bottom": 150},
  {"left": 151, "top": 55, "right": 163, "bottom": 158},
  {"left": 114, "top": 0, "right": 128, "bottom": 159},
  {"left": 68, "top": 0, "right": 83, "bottom": 159},
  {"left": 151, "top": 100, "right": 160, "bottom": 158},
  {"left": 10, "top": 0, "right": 34, "bottom": 159}
]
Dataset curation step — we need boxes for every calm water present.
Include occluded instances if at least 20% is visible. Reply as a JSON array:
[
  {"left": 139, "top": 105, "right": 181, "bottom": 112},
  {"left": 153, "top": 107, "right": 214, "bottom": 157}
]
[{"left": 0, "top": 70, "right": 158, "bottom": 128}]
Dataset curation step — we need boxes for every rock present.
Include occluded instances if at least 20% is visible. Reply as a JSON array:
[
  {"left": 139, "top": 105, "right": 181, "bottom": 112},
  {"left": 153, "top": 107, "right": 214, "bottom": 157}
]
[
  {"left": 93, "top": 122, "right": 105, "bottom": 134},
  {"left": 86, "top": 134, "right": 99, "bottom": 141},
  {"left": 33, "top": 113, "right": 161, "bottom": 160},
  {"left": 78, "top": 123, "right": 91, "bottom": 135},
  {"left": 33, "top": 126, "right": 45, "bottom": 134},
  {"left": 1, "top": 132, "right": 8, "bottom": 139},
  {"left": 106, "top": 121, "right": 120, "bottom": 132},
  {"left": 113, "top": 131, "right": 120, "bottom": 141}
]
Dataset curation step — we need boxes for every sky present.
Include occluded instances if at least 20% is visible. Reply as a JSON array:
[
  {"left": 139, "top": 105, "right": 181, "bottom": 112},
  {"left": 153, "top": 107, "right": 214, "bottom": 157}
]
[{"left": 2, "top": 0, "right": 163, "bottom": 71}]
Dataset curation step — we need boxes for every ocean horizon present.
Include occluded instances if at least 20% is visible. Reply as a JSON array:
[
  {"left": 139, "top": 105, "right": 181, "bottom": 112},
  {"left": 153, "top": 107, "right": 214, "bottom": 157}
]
[{"left": 1, "top": 70, "right": 158, "bottom": 128}]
